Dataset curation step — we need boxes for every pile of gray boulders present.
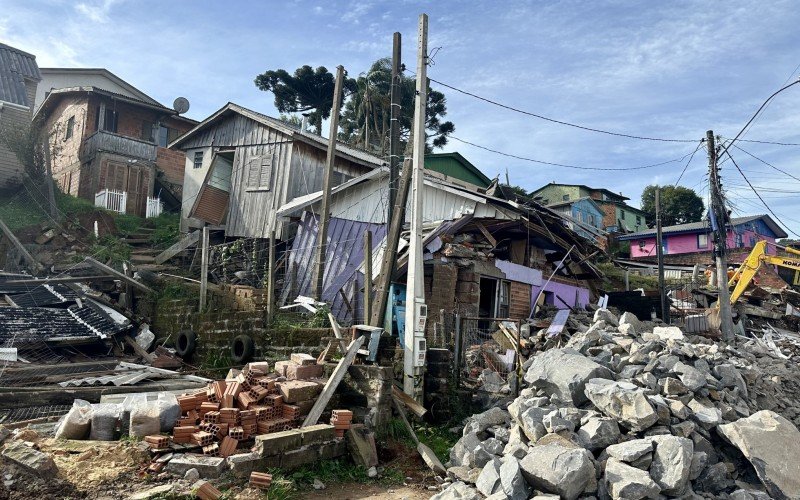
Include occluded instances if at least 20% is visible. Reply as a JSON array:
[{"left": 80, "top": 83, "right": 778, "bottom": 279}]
[{"left": 433, "top": 309, "right": 800, "bottom": 499}]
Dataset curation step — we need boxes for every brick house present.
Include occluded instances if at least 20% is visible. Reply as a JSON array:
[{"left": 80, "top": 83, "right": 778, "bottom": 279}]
[
  {"left": 34, "top": 86, "right": 196, "bottom": 216},
  {"left": 617, "top": 214, "right": 787, "bottom": 266},
  {"left": 0, "top": 43, "right": 41, "bottom": 189},
  {"left": 531, "top": 182, "right": 647, "bottom": 233}
]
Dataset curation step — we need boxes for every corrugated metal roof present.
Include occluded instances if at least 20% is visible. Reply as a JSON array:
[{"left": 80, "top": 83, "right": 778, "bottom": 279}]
[
  {"left": 0, "top": 303, "right": 130, "bottom": 345},
  {"left": 0, "top": 42, "right": 40, "bottom": 107},
  {"left": 617, "top": 214, "right": 787, "bottom": 240},
  {"left": 7, "top": 284, "right": 80, "bottom": 307}
]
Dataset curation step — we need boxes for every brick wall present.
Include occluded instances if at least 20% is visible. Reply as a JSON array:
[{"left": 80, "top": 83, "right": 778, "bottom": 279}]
[
  {"left": 156, "top": 147, "right": 186, "bottom": 192},
  {"left": 44, "top": 95, "right": 87, "bottom": 184}
]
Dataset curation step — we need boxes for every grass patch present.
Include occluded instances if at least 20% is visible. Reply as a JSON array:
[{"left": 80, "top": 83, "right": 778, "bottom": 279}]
[
  {"left": 155, "top": 281, "right": 199, "bottom": 301},
  {"left": 597, "top": 262, "right": 660, "bottom": 291},
  {"left": 416, "top": 425, "right": 460, "bottom": 463},
  {"left": 0, "top": 192, "right": 47, "bottom": 230},
  {"left": 264, "top": 459, "right": 405, "bottom": 499},
  {"left": 150, "top": 212, "right": 181, "bottom": 248},
  {"left": 115, "top": 214, "right": 143, "bottom": 235},
  {"left": 87, "top": 235, "right": 132, "bottom": 266}
]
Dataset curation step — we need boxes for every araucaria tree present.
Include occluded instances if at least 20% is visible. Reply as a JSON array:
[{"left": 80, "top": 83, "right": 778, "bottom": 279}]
[{"left": 641, "top": 185, "right": 704, "bottom": 227}]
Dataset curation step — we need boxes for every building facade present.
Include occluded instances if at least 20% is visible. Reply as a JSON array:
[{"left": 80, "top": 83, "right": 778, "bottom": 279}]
[
  {"left": 545, "top": 197, "right": 605, "bottom": 242},
  {"left": 0, "top": 43, "right": 41, "bottom": 189}
]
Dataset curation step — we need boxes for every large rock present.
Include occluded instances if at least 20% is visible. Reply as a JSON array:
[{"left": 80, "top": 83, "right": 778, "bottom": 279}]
[
  {"left": 593, "top": 308, "right": 619, "bottom": 326},
  {"left": 717, "top": 410, "right": 800, "bottom": 499},
  {"left": 499, "top": 457, "right": 532, "bottom": 500},
  {"left": 619, "top": 312, "right": 643, "bottom": 331},
  {"left": 524, "top": 348, "right": 613, "bottom": 405},
  {"left": 605, "top": 439, "right": 653, "bottom": 463},
  {"left": 449, "top": 432, "right": 482, "bottom": 468},
  {"left": 674, "top": 362, "right": 706, "bottom": 391},
  {"left": 584, "top": 378, "right": 658, "bottom": 431},
  {"left": 576, "top": 416, "right": 621, "bottom": 450},
  {"left": 1, "top": 441, "right": 56, "bottom": 476},
  {"left": 648, "top": 435, "right": 693, "bottom": 496},
  {"left": 604, "top": 457, "right": 661, "bottom": 500},
  {"left": 713, "top": 363, "right": 748, "bottom": 397},
  {"left": 431, "top": 481, "right": 482, "bottom": 500},
  {"left": 644, "top": 326, "right": 684, "bottom": 341},
  {"left": 463, "top": 407, "right": 511, "bottom": 436},
  {"left": 518, "top": 407, "right": 549, "bottom": 443},
  {"left": 519, "top": 444, "right": 595, "bottom": 500},
  {"left": 476, "top": 458, "right": 502, "bottom": 497},
  {"left": 688, "top": 399, "right": 722, "bottom": 429}
]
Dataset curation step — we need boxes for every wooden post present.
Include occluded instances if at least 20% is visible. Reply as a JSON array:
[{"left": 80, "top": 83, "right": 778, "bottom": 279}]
[
  {"left": 199, "top": 226, "right": 209, "bottom": 312},
  {"left": 83, "top": 257, "right": 153, "bottom": 293},
  {"left": 655, "top": 188, "right": 668, "bottom": 323},
  {"left": 42, "top": 136, "right": 58, "bottom": 220},
  {"left": 0, "top": 217, "right": 43, "bottom": 274},
  {"left": 404, "top": 13, "right": 428, "bottom": 402},
  {"left": 266, "top": 229, "right": 276, "bottom": 323},
  {"left": 388, "top": 32, "right": 403, "bottom": 225},
  {"left": 313, "top": 65, "right": 345, "bottom": 300},
  {"left": 363, "top": 230, "right": 373, "bottom": 323}
]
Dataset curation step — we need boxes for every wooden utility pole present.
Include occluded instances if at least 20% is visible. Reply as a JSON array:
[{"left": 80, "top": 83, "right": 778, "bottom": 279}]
[
  {"left": 266, "top": 229, "right": 276, "bottom": 323},
  {"left": 655, "top": 188, "right": 669, "bottom": 323},
  {"left": 388, "top": 32, "right": 402, "bottom": 225},
  {"left": 42, "top": 137, "right": 58, "bottom": 220},
  {"left": 363, "top": 230, "right": 373, "bottom": 323},
  {"left": 404, "top": 13, "right": 428, "bottom": 402},
  {"left": 313, "top": 65, "right": 345, "bottom": 300},
  {"left": 707, "top": 130, "right": 735, "bottom": 341},
  {"left": 199, "top": 226, "right": 209, "bottom": 311}
]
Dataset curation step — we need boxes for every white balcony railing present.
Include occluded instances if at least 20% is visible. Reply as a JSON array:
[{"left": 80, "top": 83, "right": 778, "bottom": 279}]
[
  {"left": 146, "top": 196, "right": 163, "bottom": 218},
  {"left": 95, "top": 189, "right": 127, "bottom": 214}
]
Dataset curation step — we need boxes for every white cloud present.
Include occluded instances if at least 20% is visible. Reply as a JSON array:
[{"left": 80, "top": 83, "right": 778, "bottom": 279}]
[{"left": 74, "top": 0, "right": 122, "bottom": 23}]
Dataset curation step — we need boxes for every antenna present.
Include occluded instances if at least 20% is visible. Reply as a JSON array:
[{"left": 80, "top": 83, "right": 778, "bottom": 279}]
[{"left": 173, "top": 97, "right": 190, "bottom": 114}]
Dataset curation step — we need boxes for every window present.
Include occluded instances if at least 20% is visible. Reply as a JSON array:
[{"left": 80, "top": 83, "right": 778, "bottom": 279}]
[
  {"left": 157, "top": 125, "right": 182, "bottom": 147},
  {"left": 95, "top": 106, "right": 118, "bottom": 133},
  {"left": 141, "top": 121, "right": 155, "bottom": 142},
  {"left": 562, "top": 194, "right": 570, "bottom": 201},
  {"left": 247, "top": 154, "right": 273, "bottom": 190},
  {"left": 697, "top": 233, "right": 708, "bottom": 249},
  {"left": 636, "top": 216, "right": 641, "bottom": 225},
  {"left": 735, "top": 234, "right": 744, "bottom": 248},
  {"left": 638, "top": 240, "right": 646, "bottom": 250},
  {"left": 193, "top": 151, "right": 203, "bottom": 169},
  {"left": 64, "top": 116, "right": 74, "bottom": 140},
  {"left": 588, "top": 214, "right": 595, "bottom": 225},
  {"left": 621, "top": 210, "right": 626, "bottom": 219},
  {"left": 750, "top": 236, "right": 756, "bottom": 247},
  {"left": 497, "top": 280, "right": 510, "bottom": 318}
]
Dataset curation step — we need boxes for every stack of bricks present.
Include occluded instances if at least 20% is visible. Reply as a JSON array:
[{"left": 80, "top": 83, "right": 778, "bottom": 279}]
[
  {"left": 249, "top": 472, "right": 273, "bottom": 489},
  {"left": 144, "top": 435, "right": 169, "bottom": 449},
  {"left": 330, "top": 410, "right": 353, "bottom": 438},
  {"left": 274, "top": 353, "right": 324, "bottom": 381}
]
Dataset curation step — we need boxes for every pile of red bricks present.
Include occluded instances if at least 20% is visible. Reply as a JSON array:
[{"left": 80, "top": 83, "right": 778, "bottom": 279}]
[
  {"left": 330, "top": 409, "right": 353, "bottom": 438},
  {"left": 195, "top": 481, "right": 223, "bottom": 500},
  {"left": 249, "top": 471, "right": 273, "bottom": 489}
]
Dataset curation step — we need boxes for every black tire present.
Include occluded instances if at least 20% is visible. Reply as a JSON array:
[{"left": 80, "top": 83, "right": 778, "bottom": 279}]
[
  {"left": 231, "top": 334, "right": 255, "bottom": 364},
  {"left": 175, "top": 330, "right": 197, "bottom": 358}
]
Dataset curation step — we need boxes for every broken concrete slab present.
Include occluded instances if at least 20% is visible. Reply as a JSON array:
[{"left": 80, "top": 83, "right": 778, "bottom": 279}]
[
  {"left": 164, "top": 454, "right": 226, "bottom": 479},
  {"left": 584, "top": 378, "right": 658, "bottom": 432},
  {"left": 523, "top": 348, "right": 613, "bottom": 405},
  {"left": 346, "top": 424, "right": 378, "bottom": 468},
  {"left": 1, "top": 441, "right": 56, "bottom": 476},
  {"left": 718, "top": 410, "right": 800, "bottom": 499},
  {"left": 519, "top": 443, "right": 595, "bottom": 500}
]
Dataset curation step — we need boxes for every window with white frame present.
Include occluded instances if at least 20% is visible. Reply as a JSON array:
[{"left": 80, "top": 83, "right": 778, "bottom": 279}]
[
  {"left": 247, "top": 154, "right": 273, "bottom": 190},
  {"left": 497, "top": 280, "right": 510, "bottom": 318},
  {"left": 193, "top": 151, "right": 203, "bottom": 169},
  {"left": 697, "top": 233, "right": 708, "bottom": 248}
]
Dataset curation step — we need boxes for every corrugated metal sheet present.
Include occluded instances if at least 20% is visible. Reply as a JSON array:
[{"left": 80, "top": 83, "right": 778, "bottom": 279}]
[
  {"left": 0, "top": 303, "right": 130, "bottom": 346},
  {"left": 0, "top": 43, "right": 40, "bottom": 107},
  {"left": 280, "top": 212, "right": 386, "bottom": 323}
]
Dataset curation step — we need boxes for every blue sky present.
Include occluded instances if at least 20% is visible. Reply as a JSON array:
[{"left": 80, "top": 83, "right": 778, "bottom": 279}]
[{"left": 4, "top": 0, "right": 800, "bottom": 236}]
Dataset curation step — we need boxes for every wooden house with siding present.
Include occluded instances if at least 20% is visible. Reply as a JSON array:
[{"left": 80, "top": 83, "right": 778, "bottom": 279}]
[
  {"left": 169, "top": 103, "right": 384, "bottom": 239},
  {"left": 0, "top": 43, "right": 41, "bottom": 189}
]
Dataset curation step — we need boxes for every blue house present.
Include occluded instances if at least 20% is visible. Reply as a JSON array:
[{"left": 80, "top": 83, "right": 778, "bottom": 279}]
[{"left": 546, "top": 197, "right": 605, "bottom": 242}]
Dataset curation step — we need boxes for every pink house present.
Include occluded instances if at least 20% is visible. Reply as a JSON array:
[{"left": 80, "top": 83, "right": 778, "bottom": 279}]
[{"left": 617, "top": 215, "right": 787, "bottom": 264}]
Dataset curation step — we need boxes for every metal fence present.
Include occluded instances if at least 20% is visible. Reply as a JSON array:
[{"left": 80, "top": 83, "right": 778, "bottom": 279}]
[{"left": 456, "top": 316, "right": 521, "bottom": 395}]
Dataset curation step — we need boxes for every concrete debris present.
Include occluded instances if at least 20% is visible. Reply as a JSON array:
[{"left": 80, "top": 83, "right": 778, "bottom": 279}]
[
  {"left": 1, "top": 441, "right": 57, "bottom": 476},
  {"left": 434, "top": 309, "right": 800, "bottom": 500}
]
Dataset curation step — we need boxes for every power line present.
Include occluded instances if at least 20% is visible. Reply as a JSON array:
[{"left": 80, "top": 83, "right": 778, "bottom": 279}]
[
  {"left": 674, "top": 140, "right": 705, "bottom": 185},
  {"left": 724, "top": 150, "right": 799, "bottom": 238},
  {"left": 730, "top": 144, "right": 800, "bottom": 183},
  {"left": 450, "top": 135, "right": 698, "bottom": 171},
  {"left": 428, "top": 77, "right": 697, "bottom": 143}
]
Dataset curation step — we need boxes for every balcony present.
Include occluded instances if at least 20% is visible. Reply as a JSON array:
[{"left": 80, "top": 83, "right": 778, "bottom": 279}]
[{"left": 82, "top": 130, "right": 158, "bottom": 163}]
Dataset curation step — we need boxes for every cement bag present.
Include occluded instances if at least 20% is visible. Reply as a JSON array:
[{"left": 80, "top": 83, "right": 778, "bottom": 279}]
[
  {"left": 54, "top": 399, "right": 92, "bottom": 440},
  {"left": 89, "top": 403, "right": 121, "bottom": 441},
  {"left": 120, "top": 394, "right": 144, "bottom": 436},
  {"left": 128, "top": 397, "right": 160, "bottom": 438},
  {"left": 156, "top": 393, "right": 180, "bottom": 432}
]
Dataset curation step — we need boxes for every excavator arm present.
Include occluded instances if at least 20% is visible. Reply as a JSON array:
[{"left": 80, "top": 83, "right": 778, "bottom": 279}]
[{"left": 728, "top": 240, "right": 800, "bottom": 305}]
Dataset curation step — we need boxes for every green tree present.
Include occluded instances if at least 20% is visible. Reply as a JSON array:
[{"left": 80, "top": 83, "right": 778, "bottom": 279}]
[
  {"left": 641, "top": 185, "right": 704, "bottom": 227},
  {"left": 339, "top": 57, "right": 455, "bottom": 154},
  {"left": 254, "top": 65, "right": 356, "bottom": 135}
]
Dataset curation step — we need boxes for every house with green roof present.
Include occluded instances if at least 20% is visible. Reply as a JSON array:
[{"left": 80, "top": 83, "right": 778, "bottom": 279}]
[{"left": 424, "top": 152, "right": 492, "bottom": 189}]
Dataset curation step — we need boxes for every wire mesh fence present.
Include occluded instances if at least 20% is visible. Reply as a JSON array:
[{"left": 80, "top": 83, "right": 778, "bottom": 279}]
[{"left": 456, "top": 316, "right": 521, "bottom": 395}]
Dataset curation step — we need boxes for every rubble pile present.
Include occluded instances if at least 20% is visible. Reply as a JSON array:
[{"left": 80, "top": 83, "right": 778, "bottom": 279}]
[{"left": 435, "top": 309, "right": 800, "bottom": 499}]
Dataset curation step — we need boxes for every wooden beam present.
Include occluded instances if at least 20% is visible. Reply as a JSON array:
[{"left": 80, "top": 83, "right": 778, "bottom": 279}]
[
  {"left": 83, "top": 257, "right": 153, "bottom": 293},
  {"left": 474, "top": 221, "right": 497, "bottom": 248},
  {"left": 392, "top": 396, "right": 446, "bottom": 475},
  {"left": 266, "top": 229, "right": 276, "bottom": 322},
  {"left": 301, "top": 335, "right": 365, "bottom": 427},
  {"left": 327, "top": 312, "right": 349, "bottom": 354},
  {"left": 4, "top": 275, "right": 116, "bottom": 285},
  {"left": 363, "top": 230, "right": 372, "bottom": 323},
  {"left": 199, "top": 227, "right": 209, "bottom": 311},
  {"left": 0, "top": 217, "right": 43, "bottom": 273},
  {"left": 392, "top": 385, "right": 427, "bottom": 418},
  {"left": 154, "top": 230, "right": 200, "bottom": 265},
  {"left": 123, "top": 335, "right": 156, "bottom": 363}
]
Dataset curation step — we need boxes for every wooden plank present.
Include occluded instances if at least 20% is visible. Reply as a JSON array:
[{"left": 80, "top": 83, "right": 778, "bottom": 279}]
[
  {"left": 363, "top": 230, "right": 372, "bottom": 323},
  {"left": 392, "top": 396, "right": 446, "bottom": 474},
  {"left": 83, "top": 257, "right": 153, "bottom": 293},
  {"left": 327, "top": 312, "right": 349, "bottom": 354},
  {"left": 392, "top": 385, "right": 427, "bottom": 418},
  {"left": 199, "top": 227, "right": 209, "bottom": 311},
  {"left": 474, "top": 221, "right": 497, "bottom": 248},
  {"left": 123, "top": 335, "right": 156, "bottom": 363},
  {"left": 154, "top": 230, "right": 200, "bottom": 265},
  {"left": 4, "top": 275, "right": 116, "bottom": 285},
  {"left": 301, "top": 335, "right": 365, "bottom": 427},
  {"left": 0, "top": 217, "right": 42, "bottom": 273}
]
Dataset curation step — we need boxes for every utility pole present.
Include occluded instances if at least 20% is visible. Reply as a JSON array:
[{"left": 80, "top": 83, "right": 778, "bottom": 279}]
[
  {"left": 707, "top": 130, "right": 735, "bottom": 341},
  {"left": 388, "top": 32, "right": 402, "bottom": 226},
  {"left": 313, "top": 65, "right": 345, "bottom": 300},
  {"left": 363, "top": 230, "right": 373, "bottom": 323},
  {"left": 404, "top": 13, "right": 428, "bottom": 402},
  {"left": 655, "top": 188, "right": 669, "bottom": 323}
]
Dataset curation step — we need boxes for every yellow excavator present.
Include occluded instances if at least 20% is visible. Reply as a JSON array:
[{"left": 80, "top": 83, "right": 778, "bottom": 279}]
[{"left": 728, "top": 240, "right": 800, "bottom": 304}]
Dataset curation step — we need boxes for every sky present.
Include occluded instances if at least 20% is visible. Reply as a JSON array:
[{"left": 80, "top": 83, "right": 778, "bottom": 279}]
[{"left": 3, "top": 0, "right": 800, "bottom": 237}]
